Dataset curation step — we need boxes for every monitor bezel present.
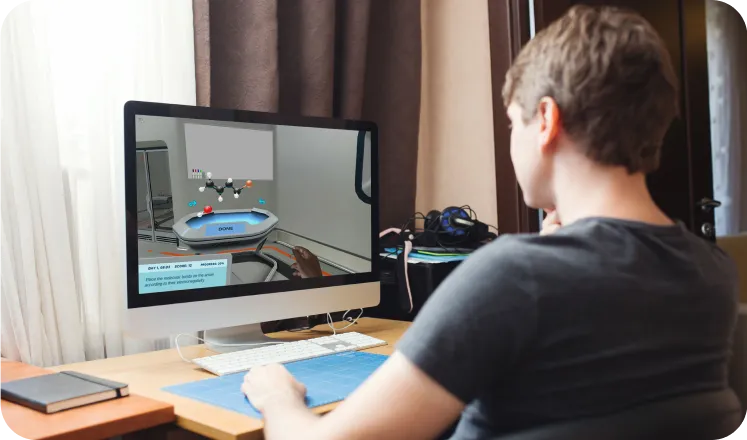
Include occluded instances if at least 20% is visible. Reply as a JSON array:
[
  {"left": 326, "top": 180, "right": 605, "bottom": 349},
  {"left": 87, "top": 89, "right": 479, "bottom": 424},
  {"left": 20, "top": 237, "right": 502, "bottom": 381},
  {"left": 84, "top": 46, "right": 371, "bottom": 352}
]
[{"left": 125, "top": 101, "right": 380, "bottom": 309}]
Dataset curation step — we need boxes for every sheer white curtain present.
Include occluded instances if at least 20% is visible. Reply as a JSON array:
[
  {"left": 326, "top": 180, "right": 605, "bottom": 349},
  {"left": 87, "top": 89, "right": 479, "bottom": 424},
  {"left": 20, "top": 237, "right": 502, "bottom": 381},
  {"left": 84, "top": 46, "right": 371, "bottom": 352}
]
[
  {"left": 1, "top": 0, "right": 196, "bottom": 366},
  {"left": 706, "top": 0, "right": 747, "bottom": 236}
]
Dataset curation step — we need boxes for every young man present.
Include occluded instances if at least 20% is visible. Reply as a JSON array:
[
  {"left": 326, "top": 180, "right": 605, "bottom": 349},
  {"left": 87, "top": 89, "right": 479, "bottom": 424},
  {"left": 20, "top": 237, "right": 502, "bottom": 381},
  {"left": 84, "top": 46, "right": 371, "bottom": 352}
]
[{"left": 241, "top": 5, "right": 739, "bottom": 439}]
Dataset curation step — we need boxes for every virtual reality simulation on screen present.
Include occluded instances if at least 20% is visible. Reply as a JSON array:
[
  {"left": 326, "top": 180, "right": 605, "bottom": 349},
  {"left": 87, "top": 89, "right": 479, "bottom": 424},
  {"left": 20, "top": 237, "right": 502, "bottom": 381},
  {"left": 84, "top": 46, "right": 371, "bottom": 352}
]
[{"left": 135, "top": 116, "right": 373, "bottom": 295}]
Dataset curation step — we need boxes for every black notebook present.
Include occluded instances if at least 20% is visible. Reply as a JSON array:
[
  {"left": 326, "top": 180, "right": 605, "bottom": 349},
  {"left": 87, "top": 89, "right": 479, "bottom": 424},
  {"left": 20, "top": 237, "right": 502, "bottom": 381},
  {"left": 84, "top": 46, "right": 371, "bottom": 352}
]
[{"left": 1, "top": 371, "right": 129, "bottom": 414}]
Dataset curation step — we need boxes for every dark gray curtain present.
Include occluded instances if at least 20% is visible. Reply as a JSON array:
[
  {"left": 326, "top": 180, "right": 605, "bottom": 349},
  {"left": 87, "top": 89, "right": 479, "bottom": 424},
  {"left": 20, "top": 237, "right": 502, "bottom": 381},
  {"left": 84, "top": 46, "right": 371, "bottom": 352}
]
[{"left": 192, "top": 0, "right": 422, "bottom": 230}]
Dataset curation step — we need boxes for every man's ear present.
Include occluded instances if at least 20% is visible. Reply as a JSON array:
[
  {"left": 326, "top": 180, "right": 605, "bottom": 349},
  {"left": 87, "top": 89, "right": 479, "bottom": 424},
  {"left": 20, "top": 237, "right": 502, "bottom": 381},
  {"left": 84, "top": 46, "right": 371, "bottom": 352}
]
[{"left": 537, "top": 97, "right": 561, "bottom": 154}]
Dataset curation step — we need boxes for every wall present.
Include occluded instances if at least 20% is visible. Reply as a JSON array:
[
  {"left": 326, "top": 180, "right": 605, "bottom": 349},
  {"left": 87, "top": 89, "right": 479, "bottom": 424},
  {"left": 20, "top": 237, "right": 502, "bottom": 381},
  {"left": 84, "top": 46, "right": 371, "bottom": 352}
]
[
  {"left": 275, "top": 126, "right": 371, "bottom": 258},
  {"left": 135, "top": 116, "right": 277, "bottom": 224},
  {"left": 416, "top": 0, "right": 498, "bottom": 227}
]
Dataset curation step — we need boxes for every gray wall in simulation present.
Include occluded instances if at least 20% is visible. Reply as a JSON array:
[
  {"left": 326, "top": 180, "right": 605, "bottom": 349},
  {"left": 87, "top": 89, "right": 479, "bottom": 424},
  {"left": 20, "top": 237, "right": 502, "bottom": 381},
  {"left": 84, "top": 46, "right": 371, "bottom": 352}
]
[{"left": 275, "top": 126, "right": 371, "bottom": 259}]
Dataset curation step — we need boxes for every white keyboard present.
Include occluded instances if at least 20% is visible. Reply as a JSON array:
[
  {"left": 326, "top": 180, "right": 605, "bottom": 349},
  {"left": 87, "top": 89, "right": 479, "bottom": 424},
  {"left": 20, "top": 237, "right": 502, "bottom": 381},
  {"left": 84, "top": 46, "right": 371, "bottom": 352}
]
[{"left": 193, "top": 332, "right": 387, "bottom": 376}]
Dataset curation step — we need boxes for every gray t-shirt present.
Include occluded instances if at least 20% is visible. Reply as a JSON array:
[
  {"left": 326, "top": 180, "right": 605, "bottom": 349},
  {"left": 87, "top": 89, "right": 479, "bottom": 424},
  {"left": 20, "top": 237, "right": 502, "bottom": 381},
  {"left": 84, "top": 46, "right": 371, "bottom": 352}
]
[{"left": 398, "top": 218, "right": 739, "bottom": 439}]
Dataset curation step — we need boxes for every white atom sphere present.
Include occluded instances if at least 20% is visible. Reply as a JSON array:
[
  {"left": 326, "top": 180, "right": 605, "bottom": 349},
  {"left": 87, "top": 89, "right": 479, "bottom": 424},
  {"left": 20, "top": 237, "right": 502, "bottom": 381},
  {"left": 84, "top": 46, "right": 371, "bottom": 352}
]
[
  {"left": 218, "top": 196, "right": 223, "bottom": 202},
  {"left": 206, "top": 172, "right": 212, "bottom": 179},
  {"left": 199, "top": 187, "right": 205, "bottom": 192}
]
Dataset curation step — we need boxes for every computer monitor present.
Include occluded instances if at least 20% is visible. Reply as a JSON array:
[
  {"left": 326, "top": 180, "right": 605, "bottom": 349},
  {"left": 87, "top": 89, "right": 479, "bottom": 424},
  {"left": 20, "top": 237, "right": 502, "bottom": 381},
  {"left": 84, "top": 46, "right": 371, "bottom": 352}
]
[{"left": 123, "top": 102, "right": 379, "bottom": 346}]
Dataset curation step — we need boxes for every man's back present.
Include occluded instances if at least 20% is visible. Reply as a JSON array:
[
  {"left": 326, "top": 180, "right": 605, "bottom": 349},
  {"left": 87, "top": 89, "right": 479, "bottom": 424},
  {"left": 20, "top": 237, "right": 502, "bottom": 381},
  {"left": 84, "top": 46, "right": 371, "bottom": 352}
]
[
  {"left": 239, "top": 7, "right": 741, "bottom": 440},
  {"left": 398, "top": 218, "right": 738, "bottom": 438}
]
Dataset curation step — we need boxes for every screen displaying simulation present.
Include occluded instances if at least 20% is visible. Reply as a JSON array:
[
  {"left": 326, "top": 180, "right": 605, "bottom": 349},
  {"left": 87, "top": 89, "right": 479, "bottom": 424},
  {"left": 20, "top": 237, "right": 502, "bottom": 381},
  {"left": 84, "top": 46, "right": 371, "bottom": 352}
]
[{"left": 135, "top": 116, "right": 372, "bottom": 294}]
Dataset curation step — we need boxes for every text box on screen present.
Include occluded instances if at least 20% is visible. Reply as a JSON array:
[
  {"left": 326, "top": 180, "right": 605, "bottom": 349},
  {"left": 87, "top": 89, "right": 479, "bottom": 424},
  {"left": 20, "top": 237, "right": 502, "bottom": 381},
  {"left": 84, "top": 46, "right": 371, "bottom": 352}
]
[{"left": 138, "top": 255, "right": 233, "bottom": 294}]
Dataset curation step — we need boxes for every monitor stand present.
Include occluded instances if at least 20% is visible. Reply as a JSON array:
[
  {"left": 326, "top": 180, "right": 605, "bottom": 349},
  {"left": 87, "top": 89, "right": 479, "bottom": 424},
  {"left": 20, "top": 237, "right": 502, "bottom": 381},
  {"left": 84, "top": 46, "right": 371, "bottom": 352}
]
[{"left": 203, "top": 323, "right": 280, "bottom": 353}]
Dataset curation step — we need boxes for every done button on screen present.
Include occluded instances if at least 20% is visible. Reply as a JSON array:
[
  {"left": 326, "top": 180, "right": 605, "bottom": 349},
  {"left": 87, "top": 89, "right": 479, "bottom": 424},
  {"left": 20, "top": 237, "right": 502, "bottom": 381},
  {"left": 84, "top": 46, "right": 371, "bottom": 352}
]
[
  {"left": 205, "top": 222, "right": 246, "bottom": 237},
  {"left": 138, "top": 254, "right": 233, "bottom": 294}
]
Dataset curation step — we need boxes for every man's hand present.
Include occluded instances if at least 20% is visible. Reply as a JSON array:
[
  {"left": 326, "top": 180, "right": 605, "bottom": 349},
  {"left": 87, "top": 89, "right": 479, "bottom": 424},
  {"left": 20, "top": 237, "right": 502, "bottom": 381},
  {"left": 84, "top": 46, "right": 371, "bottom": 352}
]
[
  {"left": 541, "top": 209, "right": 562, "bottom": 235},
  {"left": 291, "top": 246, "right": 323, "bottom": 278},
  {"left": 242, "top": 364, "right": 307, "bottom": 413},
  {"left": 240, "top": 353, "right": 464, "bottom": 440}
]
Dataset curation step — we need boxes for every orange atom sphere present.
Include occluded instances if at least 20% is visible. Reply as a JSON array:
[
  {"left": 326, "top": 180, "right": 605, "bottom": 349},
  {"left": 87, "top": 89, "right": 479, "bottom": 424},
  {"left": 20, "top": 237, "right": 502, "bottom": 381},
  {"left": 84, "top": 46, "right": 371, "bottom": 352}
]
[{"left": 245, "top": 180, "right": 253, "bottom": 188}]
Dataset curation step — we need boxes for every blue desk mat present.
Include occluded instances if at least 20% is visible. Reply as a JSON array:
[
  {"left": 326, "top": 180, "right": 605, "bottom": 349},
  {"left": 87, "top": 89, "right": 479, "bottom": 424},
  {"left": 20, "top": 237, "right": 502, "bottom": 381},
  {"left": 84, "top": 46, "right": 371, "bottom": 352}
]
[{"left": 163, "top": 351, "right": 388, "bottom": 419}]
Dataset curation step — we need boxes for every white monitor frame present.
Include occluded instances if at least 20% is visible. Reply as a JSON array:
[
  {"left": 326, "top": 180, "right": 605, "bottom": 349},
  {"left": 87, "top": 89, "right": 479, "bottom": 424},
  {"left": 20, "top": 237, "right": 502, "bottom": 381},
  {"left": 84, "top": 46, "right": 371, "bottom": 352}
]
[
  {"left": 124, "top": 282, "right": 379, "bottom": 338},
  {"left": 124, "top": 101, "right": 379, "bottom": 339}
]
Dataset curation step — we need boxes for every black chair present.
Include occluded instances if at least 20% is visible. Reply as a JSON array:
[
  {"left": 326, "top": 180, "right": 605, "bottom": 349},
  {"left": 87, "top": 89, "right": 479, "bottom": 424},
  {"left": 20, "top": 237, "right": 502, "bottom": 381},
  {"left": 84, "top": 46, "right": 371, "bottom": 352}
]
[{"left": 493, "top": 389, "right": 743, "bottom": 440}]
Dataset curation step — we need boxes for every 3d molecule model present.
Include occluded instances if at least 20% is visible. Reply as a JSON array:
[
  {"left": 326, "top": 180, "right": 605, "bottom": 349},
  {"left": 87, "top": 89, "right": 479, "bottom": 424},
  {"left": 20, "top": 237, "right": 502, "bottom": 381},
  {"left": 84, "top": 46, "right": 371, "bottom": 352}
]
[
  {"left": 198, "top": 172, "right": 253, "bottom": 203},
  {"left": 196, "top": 205, "right": 213, "bottom": 218}
]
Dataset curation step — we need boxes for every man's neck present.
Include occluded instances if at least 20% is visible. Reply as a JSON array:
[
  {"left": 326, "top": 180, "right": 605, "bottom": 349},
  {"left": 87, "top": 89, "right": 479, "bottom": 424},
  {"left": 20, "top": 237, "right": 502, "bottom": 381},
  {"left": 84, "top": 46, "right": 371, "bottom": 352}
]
[{"left": 552, "top": 165, "right": 673, "bottom": 227}]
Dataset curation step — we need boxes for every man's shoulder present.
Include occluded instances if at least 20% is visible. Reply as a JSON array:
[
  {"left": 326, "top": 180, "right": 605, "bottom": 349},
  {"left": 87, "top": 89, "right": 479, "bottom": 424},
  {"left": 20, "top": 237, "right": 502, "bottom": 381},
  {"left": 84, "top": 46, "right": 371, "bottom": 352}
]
[
  {"left": 436, "top": 233, "right": 581, "bottom": 300},
  {"left": 467, "top": 232, "right": 584, "bottom": 272},
  {"left": 422, "top": 235, "right": 551, "bottom": 307},
  {"left": 480, "top": 221, "right": 739, "bottom": 287}
]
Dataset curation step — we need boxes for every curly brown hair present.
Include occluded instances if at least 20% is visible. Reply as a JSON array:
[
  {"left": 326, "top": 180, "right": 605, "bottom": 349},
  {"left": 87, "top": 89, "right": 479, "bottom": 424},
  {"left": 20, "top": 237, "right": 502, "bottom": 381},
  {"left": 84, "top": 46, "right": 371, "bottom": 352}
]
[{"left": 502, "top": 5, "right": 679, "bottom": 174}]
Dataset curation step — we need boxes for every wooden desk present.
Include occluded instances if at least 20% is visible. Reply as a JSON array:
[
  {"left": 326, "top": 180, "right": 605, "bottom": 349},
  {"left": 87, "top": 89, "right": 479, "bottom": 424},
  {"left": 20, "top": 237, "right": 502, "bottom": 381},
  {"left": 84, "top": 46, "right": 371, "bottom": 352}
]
[
  {"left": 52, "top": 318, "right": 410, "bottom": 440},
  {"left": 1, "top": 360, "right": 175, "bottom": 440}
]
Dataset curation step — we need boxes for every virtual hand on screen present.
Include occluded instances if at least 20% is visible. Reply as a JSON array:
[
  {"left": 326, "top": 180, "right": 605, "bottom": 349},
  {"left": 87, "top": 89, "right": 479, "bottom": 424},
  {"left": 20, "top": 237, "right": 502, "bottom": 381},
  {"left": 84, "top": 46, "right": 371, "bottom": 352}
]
[
  {"left": 541, "top": 209, "right": 562, "bottom": 236},
  {"left": 291, "top": 246, "right": 323, "bottom": 278}
]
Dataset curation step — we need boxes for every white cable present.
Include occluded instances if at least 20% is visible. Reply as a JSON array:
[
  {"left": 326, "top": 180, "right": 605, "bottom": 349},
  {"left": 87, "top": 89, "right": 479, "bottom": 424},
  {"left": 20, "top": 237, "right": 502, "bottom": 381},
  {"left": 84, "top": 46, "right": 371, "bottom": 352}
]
[
  {"left": 326, "top": 309, "right": 364, "bottom": 335},
  {"left": 174, "top": 333, "right": 286, "bottom": 364},
  {"left": 379, "top": 228, "right": 414, "bottom": 313}
]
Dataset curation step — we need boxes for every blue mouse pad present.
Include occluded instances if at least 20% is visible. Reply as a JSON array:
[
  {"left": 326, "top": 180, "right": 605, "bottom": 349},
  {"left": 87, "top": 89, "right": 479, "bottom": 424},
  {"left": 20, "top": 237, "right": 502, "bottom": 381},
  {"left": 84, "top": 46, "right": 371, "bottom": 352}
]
[{"left": 163, "top": 351, "right": 388, "bottom": 419}]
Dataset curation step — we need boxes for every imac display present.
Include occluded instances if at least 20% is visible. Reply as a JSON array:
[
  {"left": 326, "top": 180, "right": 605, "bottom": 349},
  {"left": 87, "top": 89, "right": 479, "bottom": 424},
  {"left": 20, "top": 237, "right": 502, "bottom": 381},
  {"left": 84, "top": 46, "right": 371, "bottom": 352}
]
[{"left": 125, "top": 102, "right": 379, "bottom": 338}]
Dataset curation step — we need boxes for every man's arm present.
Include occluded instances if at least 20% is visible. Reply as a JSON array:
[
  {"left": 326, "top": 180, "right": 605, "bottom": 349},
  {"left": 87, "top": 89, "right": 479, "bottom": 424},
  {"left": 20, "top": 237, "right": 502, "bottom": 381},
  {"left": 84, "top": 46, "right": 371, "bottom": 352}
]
[
  {"left": 244, "top": 352, "right": 464, "bottom": 440},
  {"left": 246, "top": 236, "right": 537, "bottom": 439}
]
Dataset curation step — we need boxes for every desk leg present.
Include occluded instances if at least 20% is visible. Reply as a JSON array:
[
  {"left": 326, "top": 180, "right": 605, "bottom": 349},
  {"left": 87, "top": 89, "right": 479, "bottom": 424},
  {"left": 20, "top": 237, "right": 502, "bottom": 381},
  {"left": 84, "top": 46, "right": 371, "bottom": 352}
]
[{"left": 121, "top": 423, "right": 208, "bottom": 440}]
